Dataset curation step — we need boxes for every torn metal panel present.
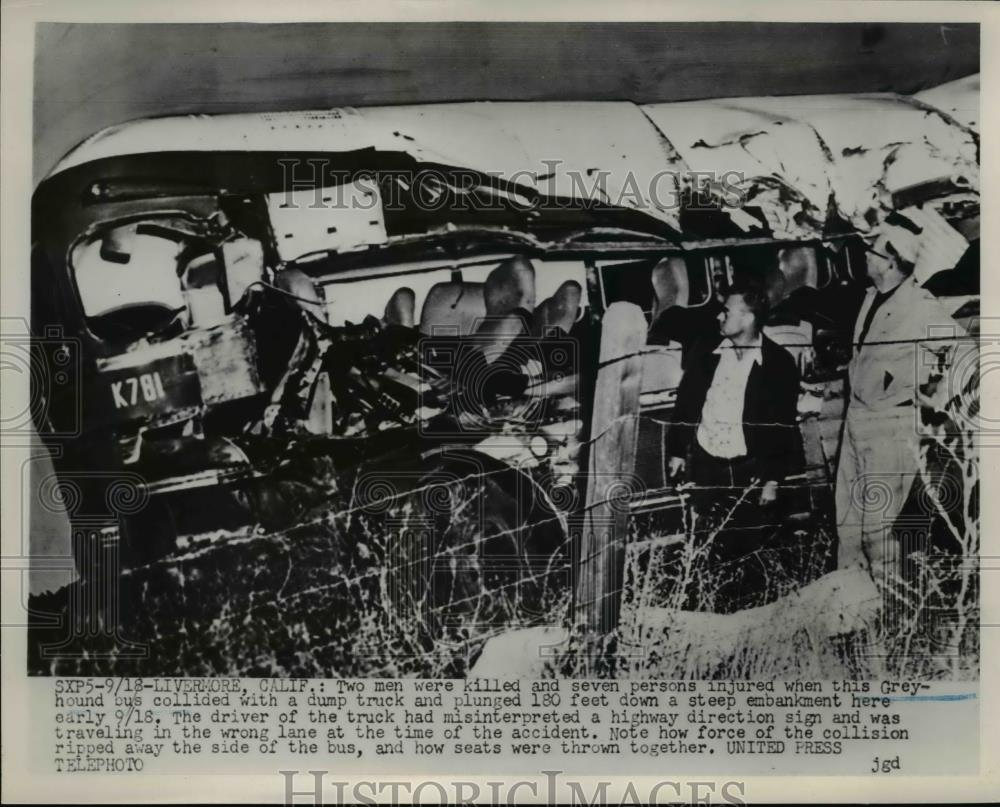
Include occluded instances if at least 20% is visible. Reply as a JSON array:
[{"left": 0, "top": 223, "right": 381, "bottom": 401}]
[
  {"left": 49, "top": 91, "right": 977, "bottom": 248},
  {"left": 702, "top": 93, "right": 979, "bottom": 231},
  {"left": 641, "top": 100, "right": 836, "bottom": 239},
  {"left": 267, "top": 180, "right": 388, "bottom": 260},
  {"left": 642, "top": 88, "right": 979, "bottom": 237},
  {"left": 50, "top": 102, "right": 688, "bottom": 233}
]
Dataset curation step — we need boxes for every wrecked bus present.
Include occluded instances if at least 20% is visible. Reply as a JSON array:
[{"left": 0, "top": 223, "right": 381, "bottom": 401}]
[{"left": 30, "top": 88, "right": 979, "bottom": 638}]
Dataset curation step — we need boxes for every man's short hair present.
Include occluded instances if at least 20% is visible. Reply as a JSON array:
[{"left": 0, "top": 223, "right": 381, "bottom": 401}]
[{"left": 728, "top": 282, "right": 770, "bottom": 328}]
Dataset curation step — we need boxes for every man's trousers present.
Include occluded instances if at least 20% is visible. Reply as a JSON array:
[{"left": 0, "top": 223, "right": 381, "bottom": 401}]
[
  {"left": 835, "top": 404, "right": 919, "bottom": 584},
  {"left": 685, "top": 444, "right": 771, "bottom": 611}
]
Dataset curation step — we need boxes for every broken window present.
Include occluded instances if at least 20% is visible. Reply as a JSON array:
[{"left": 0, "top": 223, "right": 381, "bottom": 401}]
[
  {"left": 72, "top": 222, "right": 188, "bottom": 341},
  {"left": 598, "top": 256, "right": 714, "bottom": 318}
]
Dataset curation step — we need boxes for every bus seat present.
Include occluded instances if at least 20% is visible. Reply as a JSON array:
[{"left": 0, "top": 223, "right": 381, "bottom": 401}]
[
  {"left": 384, "top": 286, "right": 416, "bottom": 328},
  {"left": 778, "top": 247, "right": 819, "bottom": 295},
  {"left": 475, "top": 256, "right": 537, "bottom": 363},
  {"left": 419, "top": 282, "right": 486, "bottom": 337},
  {"left": 483, "top": 255, "right": 537, "bottom": 316},
  {"left": 533, "top": 280, "right": 582, "bottom": 336},
  {"left": 640, "top": 343, "right": 684, "bottom": 395},
  {"left": 650, "top": 257, "right": 690, "bottom": 319}
]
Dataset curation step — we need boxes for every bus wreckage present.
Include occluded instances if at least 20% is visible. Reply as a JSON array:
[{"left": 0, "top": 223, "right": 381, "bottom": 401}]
[{"left": 31, "top": 77, "right": 979, "bottom": 674}]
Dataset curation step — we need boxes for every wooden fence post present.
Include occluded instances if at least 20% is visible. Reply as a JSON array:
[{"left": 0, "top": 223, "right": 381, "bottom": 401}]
[{"left": 575, "top": 301, "right": 647, "bottom": 643}]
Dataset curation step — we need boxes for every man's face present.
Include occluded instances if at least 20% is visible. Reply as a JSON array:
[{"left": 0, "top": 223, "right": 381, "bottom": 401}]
[
  {"left": 863, "top": 232, "right": 897, "bottom": 281},
  {"left": 718, "top": 293, "right": 754, "bottom": 338}
]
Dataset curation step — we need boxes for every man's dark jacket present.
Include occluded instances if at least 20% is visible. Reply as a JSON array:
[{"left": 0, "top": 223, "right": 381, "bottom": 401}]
[{"left": 667, "top": 335, "right": 804, "bottom": 482}]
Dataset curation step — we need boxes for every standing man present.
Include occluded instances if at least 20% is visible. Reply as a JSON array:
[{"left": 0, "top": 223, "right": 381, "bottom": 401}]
[
  {"left": 667, "top": 283, "right": 803, "bottom": 590},
  {"left": 834, "top": 216, "right": 965, "bottom": 584}
]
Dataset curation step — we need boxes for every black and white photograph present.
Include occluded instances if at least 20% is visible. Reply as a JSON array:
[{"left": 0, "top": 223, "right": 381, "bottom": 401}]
[
  {"left": 21, "top": 19, "right": 981, "bottom": 682},
  {"left": 3, "top": 5, "right": 997, "bottom": 799}
]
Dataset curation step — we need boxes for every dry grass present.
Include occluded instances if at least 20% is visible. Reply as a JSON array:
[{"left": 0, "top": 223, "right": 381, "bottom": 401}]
[{"left": 29, "top": 380, "right": 978, "bottom": 680}]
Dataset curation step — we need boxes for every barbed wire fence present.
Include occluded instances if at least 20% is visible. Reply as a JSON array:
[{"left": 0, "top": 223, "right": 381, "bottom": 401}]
[
  {"left": 28, "top": 391, "right": 978, "bottom": 681},
  {"left": 25, "top": 317, "right": 981, "bottom": 679}
]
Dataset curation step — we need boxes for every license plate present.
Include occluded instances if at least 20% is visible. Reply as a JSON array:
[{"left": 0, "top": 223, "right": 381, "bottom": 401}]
[{"left": 103, "top": 353, "right": 201, "bottom": 420}]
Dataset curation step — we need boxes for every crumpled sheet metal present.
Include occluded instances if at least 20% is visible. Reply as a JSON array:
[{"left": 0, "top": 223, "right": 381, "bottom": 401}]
[
  {"left": 52, "top": 101, "right": 688, "bottom": 232},
  {"left": 641, "top": 100, "right": 837, "bottom": 240},
  {"left": 642, "top": 83, "right": 980, "bottom": 238},
  {"left": 753, "top": 93, "right": 979, "bottom": 230},
  {"left": 51, "top": 78, "right": 978, "bottom": 243},
  {"left": 360, "top": 102, "right": 687, "bottom": 230}
]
